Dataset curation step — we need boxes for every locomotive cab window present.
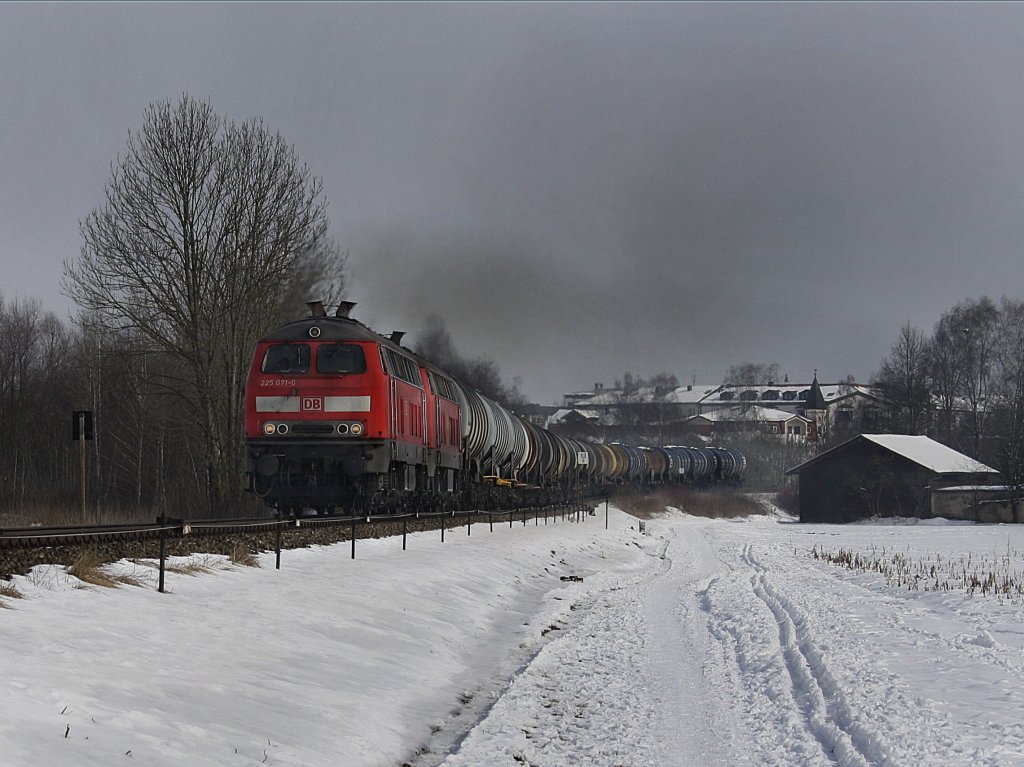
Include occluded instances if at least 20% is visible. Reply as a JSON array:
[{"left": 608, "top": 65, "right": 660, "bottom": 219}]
[
  {"left": 380, "top": 347, "right": 423, "bottom": 388},
  {"left": 317, "top": 343, "right": 367, "bottom": 374},
  {"left": 262, "top": 344, "right": 310, "bottom": 374}
]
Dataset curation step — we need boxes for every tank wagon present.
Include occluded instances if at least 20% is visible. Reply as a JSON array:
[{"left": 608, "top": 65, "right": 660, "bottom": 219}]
[{"left": 244, "top": 303, "right": 745, "bottom": 514}]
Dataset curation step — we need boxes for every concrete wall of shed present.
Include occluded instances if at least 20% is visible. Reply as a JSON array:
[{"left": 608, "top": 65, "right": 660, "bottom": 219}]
[{"left": 931, "top": 487, "right": 1022, "bottom": 523}]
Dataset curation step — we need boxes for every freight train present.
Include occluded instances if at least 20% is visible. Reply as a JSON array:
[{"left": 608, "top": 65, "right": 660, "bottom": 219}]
[{"left": 243, "top": 302, "right": 745, "bottom": 514}]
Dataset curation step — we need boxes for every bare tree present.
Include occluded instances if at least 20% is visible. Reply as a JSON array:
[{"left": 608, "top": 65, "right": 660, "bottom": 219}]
[
  {"left": 876, "top": 323, "right": 930, "bottom": 435},
  {"left": 991, "top": 298, "right": 1024, "bottom": 517},
  {"left": 724, "top": 362, "right": 780, "bottom": 386},
  {"left": 957, "top": 297, "right": 999, "bottom": 456},
  {"left": 929, "top": 310, "right": 969, "bottom": 444},
  {"left": 64, "top": 95, "right": 331, "bottom": 507}
]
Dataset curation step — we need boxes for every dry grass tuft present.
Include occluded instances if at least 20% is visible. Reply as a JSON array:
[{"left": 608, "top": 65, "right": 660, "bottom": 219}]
[
  {"left": 111, "top": 572, "right": 145, "bottom": 587},
  {"left": 230, "top": 545, "right": 260, "bottom": 568},
  {"left": 166, "top": 555, "right": 217, "bottom": 575},
  {"left": 129, "top": 555, "right": 217, "bottom": 576},
  {"left": 0, "top": 580, "right": 23, "bottom": 604},
  {"left": 67, "top": 550, "right": 118, "bottom": 588}
]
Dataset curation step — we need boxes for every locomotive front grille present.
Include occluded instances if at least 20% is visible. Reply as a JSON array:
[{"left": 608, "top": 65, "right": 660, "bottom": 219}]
[{"left": 290, "top": 423, "right": 337, "bottom": 434}]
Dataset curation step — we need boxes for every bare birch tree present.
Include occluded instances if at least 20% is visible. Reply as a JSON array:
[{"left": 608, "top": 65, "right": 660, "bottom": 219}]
[{"left": 64, "top": 95, "right": 332, "bottom": 508}]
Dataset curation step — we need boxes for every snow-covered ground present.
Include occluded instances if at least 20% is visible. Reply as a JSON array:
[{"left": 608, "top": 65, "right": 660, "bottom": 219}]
[{"left": 6, "top": 505, "right": 1024, "bottom": 766}]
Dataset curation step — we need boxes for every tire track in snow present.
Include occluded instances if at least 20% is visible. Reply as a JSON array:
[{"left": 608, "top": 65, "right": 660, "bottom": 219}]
[{"left": 742, "top": 544, "right": 895, "bottom": 767}]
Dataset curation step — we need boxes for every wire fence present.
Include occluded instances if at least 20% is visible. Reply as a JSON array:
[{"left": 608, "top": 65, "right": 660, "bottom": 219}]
[{"left": 0, "top": 503, "right": 597, "bottom": 592}]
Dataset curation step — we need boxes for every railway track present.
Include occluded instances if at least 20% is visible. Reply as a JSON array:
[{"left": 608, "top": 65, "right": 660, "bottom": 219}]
[{"left": 0, "top": 504, "right": 593, "bottom": 585}]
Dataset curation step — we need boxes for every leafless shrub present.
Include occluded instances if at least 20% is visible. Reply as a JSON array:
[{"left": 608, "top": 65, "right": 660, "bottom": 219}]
[
  {"left": 663, "top": 487, "right": 765, "bottom": 518},
  {"left": 614, "top": 487, "right": 764, "bottom": 519},
  {"left": 611, "top": 489, "right": 669, "bottom": 518},
  {"left": 775, "top": 487, "right": 799, "bottom": 515}
]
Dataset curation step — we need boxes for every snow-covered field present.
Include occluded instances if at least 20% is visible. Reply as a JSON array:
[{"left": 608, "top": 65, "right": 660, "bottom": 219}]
[{"left": 5, "top": 505, "right": 1024, "bottom": 766}]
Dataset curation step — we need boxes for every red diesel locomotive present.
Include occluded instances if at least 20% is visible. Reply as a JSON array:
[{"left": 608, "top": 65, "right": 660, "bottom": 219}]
[{"left": 245, "top": 302, "right": 464, "bottom": 512}]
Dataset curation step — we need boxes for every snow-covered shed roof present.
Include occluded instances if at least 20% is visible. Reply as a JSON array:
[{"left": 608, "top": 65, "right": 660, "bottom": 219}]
[
  {"left": 786, "top": 434, "right": 998, "bottom": 476},
  {"left": 861, "top": 435, "right": 997, "bottom": 474}
]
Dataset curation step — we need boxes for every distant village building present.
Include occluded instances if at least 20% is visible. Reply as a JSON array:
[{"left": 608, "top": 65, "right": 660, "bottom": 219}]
[
  {"left": 684, "top": 405, "right": 815, "bottom": 441},
  {"left": 784, "top": 434, "right": 999, "bottom": 523},
  {"left": 552, "top": 375, "right": 882, "bottom": 444}
]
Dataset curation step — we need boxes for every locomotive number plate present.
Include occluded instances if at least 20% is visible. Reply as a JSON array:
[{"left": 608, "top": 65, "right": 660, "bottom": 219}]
[{"left": 301, "top": 397, "right": 324, "bottom": 411}]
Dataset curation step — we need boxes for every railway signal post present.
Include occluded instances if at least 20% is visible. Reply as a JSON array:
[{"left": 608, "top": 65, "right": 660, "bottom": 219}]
[{"left": 72, "top": 410, "right": 94, "bottom": 522}]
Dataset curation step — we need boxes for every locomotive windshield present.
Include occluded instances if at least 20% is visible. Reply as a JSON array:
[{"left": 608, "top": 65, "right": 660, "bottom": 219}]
[
  {"left": 317, "top": 343, "right": 367, "bottom": 374},
  {"left": 262, "top": 344, "right": 310, "bottom": 374}
]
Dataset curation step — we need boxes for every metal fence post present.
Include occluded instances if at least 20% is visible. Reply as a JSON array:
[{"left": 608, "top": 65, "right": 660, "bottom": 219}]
[
  {"left": 351, "top": 514, "right": 357, "bottom": 559},
  {"left": 403, "top": 516, "right": 407, "bottom": 551},
  {"left": 157, "top": 515, "right": 166, "bottom": 594},
  {"left": 488, "top": 512, "right": 493, "bottom": 532},
  {"left": 466, "top": 511, "right": 471, "bottom": 535},
  {"left": 275, "top": 510, "right": 283, "bottom": 570}
]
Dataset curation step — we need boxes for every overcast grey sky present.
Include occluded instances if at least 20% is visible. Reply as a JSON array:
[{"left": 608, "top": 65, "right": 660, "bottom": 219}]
[{"left": 3, "top": 2, "right": 1024, "bottom": 403}]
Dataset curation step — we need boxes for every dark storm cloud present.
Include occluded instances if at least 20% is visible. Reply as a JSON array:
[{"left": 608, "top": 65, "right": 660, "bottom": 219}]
[{"left": 4, "top": 3, "right": 1024, "bottom": 402}]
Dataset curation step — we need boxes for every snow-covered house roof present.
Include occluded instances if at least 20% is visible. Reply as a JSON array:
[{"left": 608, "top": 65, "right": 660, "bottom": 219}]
[
  {"left": 547, "top": 407, "right": 633, "bottom": 428},
  {"left": 571, "top": 386, "right": 667, "bottom": 407},
  {"left": 711, "top": 382, "right": 879, "bottom": 407},
  {"left": 786, "top": 434, "right": 998, "bottom": 476},
  {"left": 665, "top": 385, "right": 724, "bottom": 405},
  {"left": 547, "top": 408, "right": 598, "bottom": 425},
  {"left": 688, "top": 405, "right": 810, "bottom": 424},
  {"left": 563, "top": 381, "right": 880, "bottom": 413}
]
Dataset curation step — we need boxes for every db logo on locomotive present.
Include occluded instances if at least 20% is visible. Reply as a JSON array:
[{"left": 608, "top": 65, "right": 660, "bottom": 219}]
[{"left": 301, "top": 397, "right": 323, "bottom": 411}]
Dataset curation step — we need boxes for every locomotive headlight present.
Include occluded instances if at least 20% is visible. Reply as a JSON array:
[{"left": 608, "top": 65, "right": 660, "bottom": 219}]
[
  {"left": 350, "top": 422, "right": 364, "bottom": 436},
  {"left": 263, "top": 422, "right": 277, "bottom": 435}
]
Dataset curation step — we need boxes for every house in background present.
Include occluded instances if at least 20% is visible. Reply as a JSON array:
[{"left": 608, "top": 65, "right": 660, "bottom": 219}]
[
  {"left": 700, "top": 377, "right": 885, "bottom": 441},
  {"left": 684, "top": 405, "right": 816, "bottom": 441},
  {"left": 785, "top": 434, "right": 999, "bottom": 523},
  {"left": 558, "top": 376, "right": 883, "bottom": 440}
]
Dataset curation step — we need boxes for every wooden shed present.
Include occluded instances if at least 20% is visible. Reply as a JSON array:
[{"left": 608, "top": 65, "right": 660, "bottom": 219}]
[{"left": 784, "top": 434, "right": 998, "bottom": 523}]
